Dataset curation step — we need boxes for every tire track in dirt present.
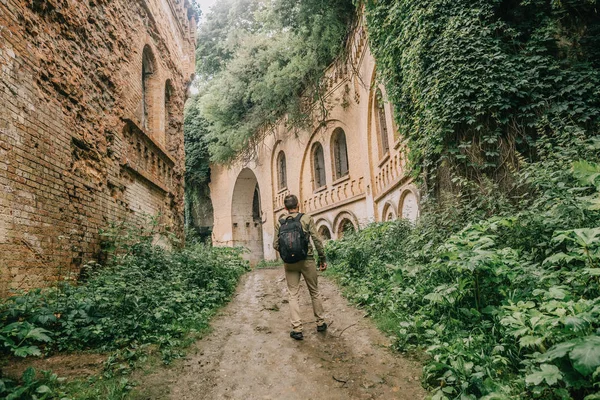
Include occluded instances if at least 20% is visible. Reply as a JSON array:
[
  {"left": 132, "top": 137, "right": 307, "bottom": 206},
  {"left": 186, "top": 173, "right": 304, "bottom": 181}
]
[{"left": 138, "top": 268, "right": 426, "bottom": 399}]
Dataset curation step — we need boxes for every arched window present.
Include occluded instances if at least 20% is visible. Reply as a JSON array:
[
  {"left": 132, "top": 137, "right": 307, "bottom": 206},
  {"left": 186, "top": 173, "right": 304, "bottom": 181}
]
[
  {"left": 332, "top": 128, "right": 349, "bottom": 179},
  {"left": 142, "top": 46, "right": 155, "bottom": 132},
  {"left": 164, "top": 80, "right": 174, "bottom": 148},
  {"left": 312, "top": 142, "right": 326, "bottom": 189},
  {"left": 382, "top": 202, "right": 397, "bottom": 221},
  {"left": 252, "top": 184, "right": 261, "bottom": 222},
  {"left": 277, "top": 151, "right": 287, "bottom": 190},
  {"left": 375, "top": 88, "right": 390, "bottom": 156}
]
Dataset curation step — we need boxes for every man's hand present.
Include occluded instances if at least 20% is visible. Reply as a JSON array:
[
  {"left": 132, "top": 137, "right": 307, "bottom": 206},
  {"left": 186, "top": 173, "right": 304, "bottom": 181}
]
[{"left": 319, "top": 262, "right": 327, "bottom": 271}]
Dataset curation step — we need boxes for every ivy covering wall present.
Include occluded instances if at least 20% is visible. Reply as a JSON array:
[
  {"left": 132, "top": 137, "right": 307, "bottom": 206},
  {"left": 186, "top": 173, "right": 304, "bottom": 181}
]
[{"left": 364, "top": 0, "right": 600, "bottom": 194}]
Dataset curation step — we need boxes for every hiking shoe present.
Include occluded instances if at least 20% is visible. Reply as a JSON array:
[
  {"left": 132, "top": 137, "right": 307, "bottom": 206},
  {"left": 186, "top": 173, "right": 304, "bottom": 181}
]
[
  {"left": 317, "top": 323, "right": 328, "bottom": 332},
  {"left": 290, "top": 331, "right": 304, "bottom": 340}
]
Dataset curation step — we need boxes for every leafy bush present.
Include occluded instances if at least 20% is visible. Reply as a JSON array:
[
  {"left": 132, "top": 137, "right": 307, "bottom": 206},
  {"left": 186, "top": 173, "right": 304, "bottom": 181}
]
[
  {"left": 326, "top": 139, "right": 600, "bottom": 399},
  {"left": 0, "top": 234, "right": 249, "bottom": 398},
  {"left": 1, "top": 244, "right": 248, "bottom": 358}
]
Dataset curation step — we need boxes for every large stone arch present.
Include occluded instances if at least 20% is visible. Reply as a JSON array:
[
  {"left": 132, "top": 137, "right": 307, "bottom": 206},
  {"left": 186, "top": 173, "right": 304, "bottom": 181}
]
[
  {"left": 231, "top": 168, "right": 264, "bottom": 264},
  {"left": 399, "top": 188, "right": 420, "bottom": 223},
  {"left": 333, "top": 210, "right": 359, "bottom": 238},
  {"left": 315, "top": 218, "right": 333, "bottom": 240},
  {"left": 382, "top": 201, "right": 397, "bottom": 221}
]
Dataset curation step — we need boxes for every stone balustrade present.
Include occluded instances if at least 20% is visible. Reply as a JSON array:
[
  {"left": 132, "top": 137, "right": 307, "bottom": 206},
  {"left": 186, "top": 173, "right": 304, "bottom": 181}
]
[
  {"left": 374, "top": 152, "right": 405, "bottom": 196},
  {"left": 302, "top": 176, "right": 365, "bottom": 213}
]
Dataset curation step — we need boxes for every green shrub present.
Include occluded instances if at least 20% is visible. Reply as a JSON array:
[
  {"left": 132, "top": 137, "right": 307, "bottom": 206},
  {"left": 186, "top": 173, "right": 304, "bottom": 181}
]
[
  {"left": 326, "top": 140, "right": 600, "bottom": 399},
  {"left": 0, "top": 239, "right": 249, "bottom": 398},
  {"left": 1, "top": 244, "right": 248, "bottom": 357}
]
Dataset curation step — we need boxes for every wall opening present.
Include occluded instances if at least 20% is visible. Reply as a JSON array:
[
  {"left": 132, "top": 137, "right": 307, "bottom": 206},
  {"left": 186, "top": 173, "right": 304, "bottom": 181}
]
[
  {"left": 332, "top": 128, "right": 349, "bottom": 179},
  {"left": 164, "top": 79, "right": 175, "bottom": 150},
  {"left": 312, "top": 142, "right": 326, "bottom": 189},
  {"left": 318, "top": 225, "right": 332, "bottom": 240},
  {"left": 231, "top": 168, "right": 264, "bottom": 264},
  {"left": 375, "top": 88, "right": 390, "bottom": 157},
  {"left": 400, "top": 190, "right": 419, "bottom": 223},
  {"left": 277, "top": 151, "right": 287, "bottom": 190},
  {"left": 338, "top": 218, "right": 355, "bottom": 238}
]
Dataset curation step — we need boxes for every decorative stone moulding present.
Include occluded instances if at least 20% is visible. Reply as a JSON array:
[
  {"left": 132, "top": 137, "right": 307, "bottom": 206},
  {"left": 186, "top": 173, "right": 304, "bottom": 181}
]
[{"left": 121, "top": 120, "right": 175, "bottom": 193}]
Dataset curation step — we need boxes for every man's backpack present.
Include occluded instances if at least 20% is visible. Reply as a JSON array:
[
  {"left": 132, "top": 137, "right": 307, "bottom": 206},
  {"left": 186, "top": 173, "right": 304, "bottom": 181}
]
[{"left": 278, "top": 213, "right": 309, "bottom": 263}]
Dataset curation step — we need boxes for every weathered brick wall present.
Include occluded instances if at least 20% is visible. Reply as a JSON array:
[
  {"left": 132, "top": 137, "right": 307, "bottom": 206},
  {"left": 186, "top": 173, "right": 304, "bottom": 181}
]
[{"left": 0, "top": 0, "right": 196, "bottom": 294}]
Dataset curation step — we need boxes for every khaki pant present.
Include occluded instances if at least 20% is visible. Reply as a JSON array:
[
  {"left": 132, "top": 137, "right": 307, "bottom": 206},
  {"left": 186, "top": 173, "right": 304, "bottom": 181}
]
[{"left": 284, "top": 259, "right": 325, "bottom": 332}]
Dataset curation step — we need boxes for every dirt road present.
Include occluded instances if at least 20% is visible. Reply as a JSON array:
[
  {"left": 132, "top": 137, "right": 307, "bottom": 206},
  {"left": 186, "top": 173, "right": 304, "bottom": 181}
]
[{"left": 137, "top": 268, "right": 426, "bottom": 399}]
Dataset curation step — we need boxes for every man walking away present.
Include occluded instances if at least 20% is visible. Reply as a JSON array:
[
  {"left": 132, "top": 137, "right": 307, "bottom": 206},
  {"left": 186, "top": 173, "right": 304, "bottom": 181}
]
[{"left": 274, "top": 194, "right": 327, "bottom": 340}]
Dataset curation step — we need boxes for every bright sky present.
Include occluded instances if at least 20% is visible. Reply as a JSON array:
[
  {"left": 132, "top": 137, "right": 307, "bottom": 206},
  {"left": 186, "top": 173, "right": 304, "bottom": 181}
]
[{"left": 195, "top": 0, "right": 219, "bottom": 21}]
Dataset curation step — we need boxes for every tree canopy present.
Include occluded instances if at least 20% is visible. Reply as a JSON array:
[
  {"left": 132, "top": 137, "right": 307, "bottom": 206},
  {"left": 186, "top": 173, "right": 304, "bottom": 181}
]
[{"left": 190, "top": 0, "right": 355, "bottom": 162}]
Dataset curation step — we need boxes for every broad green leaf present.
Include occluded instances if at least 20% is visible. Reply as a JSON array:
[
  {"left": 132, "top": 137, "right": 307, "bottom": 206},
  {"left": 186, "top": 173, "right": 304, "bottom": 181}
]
[
  {"left": 578, "top": 195, "right": 600, "bottom": 211},
  {"left": 584, "top": 268, "right": 600, "bottom": 276},
  {"left": 481, "top": 394, "right": 511, "bottom": 400},
  {"left": 26, "top": 328, "right": 53, "bottom": 343},
  {"left": 543, "top": 252, "right": 577, "bottom": 265},
  {"left": 564, "top": 316, "right": 588, "bottom": 332},
  {"left": 546, "top": 286, "right": 568, "bottom": 300},
  {"left": 14, "top": 346, "right": 42, "bottom": 357},
  {"left": 536, "top": 339, "right": 580, "bottom": 362},
  {"left": 22, "top": 367, "right": 36, "bottom": 383},
  {"left": 520, "top": 335, "right": 544, "bottom": 348},
  {"left": 569, "top": 336, "right": 600, "bottom": 376},
  {"left": 572, "top": 161, "right": 600, "bottom": 188},
  {"left": 36, "top": 385, "right": 52, "bottom": 394},
  {"left": 525, "top": 364, "right": 563, "bottom": 386},
  {"left": 424, "top": 292, "right": 444, "bottom": 303}
]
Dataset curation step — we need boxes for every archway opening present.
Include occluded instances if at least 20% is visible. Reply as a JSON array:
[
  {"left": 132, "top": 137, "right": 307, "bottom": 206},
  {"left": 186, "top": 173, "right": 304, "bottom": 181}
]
[
  {"left": 400, "top": 190, "right": 419, "bottom": 223},
  {"left": 318, "top": 225, "right": 332, "bottom": 240},
  {"left": 231, "top": 168, "right": 264, "bottom": 264},
  {"left": 338, "top": 218, "right": 355, "bottom": 238}
]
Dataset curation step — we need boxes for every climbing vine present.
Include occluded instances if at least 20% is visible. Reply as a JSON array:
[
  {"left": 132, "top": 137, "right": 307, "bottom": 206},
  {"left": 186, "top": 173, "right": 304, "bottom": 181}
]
[{"left": 363, "top": 0, "right": 600, "bottom": 194}]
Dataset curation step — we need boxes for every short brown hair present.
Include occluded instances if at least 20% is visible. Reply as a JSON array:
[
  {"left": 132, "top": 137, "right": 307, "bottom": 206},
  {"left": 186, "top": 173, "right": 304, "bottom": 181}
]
[{"left": 284, "top": 194, "right": 299, "bottom": 210}]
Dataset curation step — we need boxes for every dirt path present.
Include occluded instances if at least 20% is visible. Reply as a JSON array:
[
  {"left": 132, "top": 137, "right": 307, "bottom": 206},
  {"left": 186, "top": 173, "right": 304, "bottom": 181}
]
[{"left": 136, "top": 268, "right": 426, "bottom": 400}]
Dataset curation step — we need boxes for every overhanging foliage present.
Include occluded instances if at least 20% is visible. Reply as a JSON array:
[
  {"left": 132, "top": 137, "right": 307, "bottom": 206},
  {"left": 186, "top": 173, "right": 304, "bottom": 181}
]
[{"left": 191, "top": 0, "right": 355, "bottom": 163}]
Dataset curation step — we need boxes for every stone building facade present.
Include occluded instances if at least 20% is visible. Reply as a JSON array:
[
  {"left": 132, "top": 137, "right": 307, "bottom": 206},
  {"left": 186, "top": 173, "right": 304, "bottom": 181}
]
[
  {"left": 209, "top": 21, "right": 420, "bottom": 265},
  {"left": 0, "top": 0, "right": 196, "bottom": 294}
]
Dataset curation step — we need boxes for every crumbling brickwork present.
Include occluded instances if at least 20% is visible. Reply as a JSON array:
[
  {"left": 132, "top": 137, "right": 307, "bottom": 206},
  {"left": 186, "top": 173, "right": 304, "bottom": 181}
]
[{"left": 0, "top": 0, "right": 196, "bottom": 294}]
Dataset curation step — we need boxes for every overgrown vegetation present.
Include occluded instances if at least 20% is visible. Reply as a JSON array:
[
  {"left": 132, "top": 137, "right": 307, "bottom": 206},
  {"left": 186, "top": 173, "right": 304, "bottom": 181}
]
[
  {"left": 364, "top": 0, "right": 600, "bottom": 191},
  {"left": 326, "top": 137, "right": 600, "bottom": 399},
  {"left": 189, "top": 0, "right": 355, "bottom": 163},
  {"left": 0, "top": 221, "right": 249, "bottom": 399},
  {"left": 184, "top": 97, "right": 213, "bottom": 238}
]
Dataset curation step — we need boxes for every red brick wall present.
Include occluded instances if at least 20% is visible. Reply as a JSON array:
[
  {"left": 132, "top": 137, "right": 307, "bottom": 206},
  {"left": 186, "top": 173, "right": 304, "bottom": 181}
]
[{"left": 0, "top": 0, "right": 195, "bottom": 295}]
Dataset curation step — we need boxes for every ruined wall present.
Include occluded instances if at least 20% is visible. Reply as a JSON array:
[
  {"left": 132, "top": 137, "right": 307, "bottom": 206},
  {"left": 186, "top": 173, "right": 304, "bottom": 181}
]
[
  {"left": 0, "top": 0, "right": 196, "bottom": 294},
  {"left": 209, "top": 21, "right": 420, "bottom": 264}
]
